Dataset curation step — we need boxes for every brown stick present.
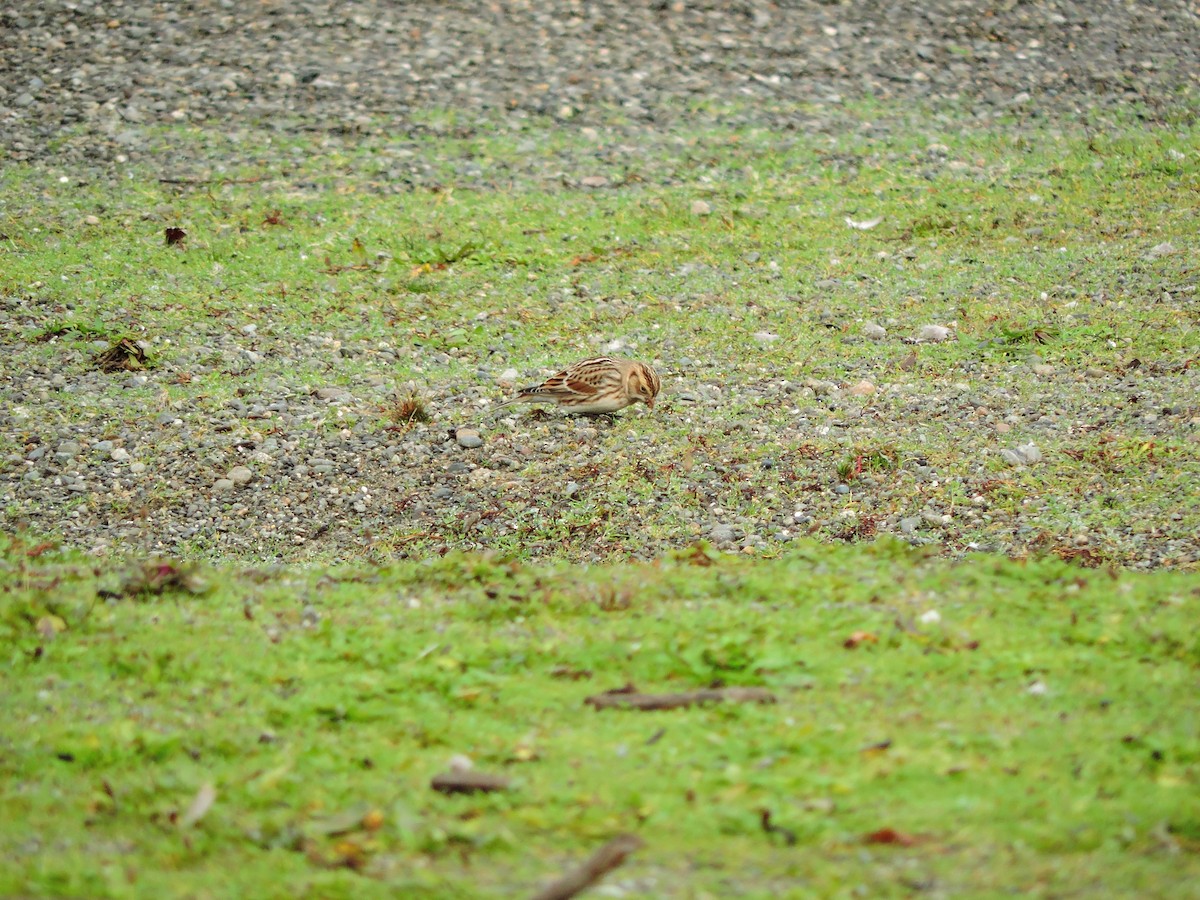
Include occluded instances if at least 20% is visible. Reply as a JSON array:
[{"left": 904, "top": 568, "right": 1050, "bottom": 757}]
[
  {"left": 430, "top": 770, "right": 510, "bottom": 794},
  {"left": 530, "top": 834, "right": 643, "bottom": 900},
  {"left": 585, "top": 687, "right": 775, "bottom": 711}
]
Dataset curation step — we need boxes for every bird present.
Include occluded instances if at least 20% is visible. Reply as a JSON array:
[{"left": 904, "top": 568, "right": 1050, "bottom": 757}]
[{"left": 496, "top": 356, "right": 661, "bottom": 415}]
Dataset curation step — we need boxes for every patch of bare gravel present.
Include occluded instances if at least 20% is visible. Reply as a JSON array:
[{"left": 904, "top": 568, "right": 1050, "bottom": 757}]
[{"left": 2, "top": 0, "right": 1197, "bottom": 173}]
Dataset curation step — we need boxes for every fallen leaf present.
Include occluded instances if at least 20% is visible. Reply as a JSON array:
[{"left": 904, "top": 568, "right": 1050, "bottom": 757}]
[
  {"left": 179, "top": 781, "right": 216, "bottom": 828},
  {"left": 430, "top": 770, "right": 510, "bottom": 794},
  {"left": 864, "top": 827, "right": 919, "bottom": 846},
  {"left": 843, "top": 630, "right": 878, "bottom": 649},
  {"left": 164, "top": 226, "right": 186, "bottom": 246}
]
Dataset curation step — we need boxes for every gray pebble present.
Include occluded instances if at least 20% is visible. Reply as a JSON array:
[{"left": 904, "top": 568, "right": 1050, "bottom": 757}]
[
  {"left": 456, "top": 428, "right": 483, "bottom": 449},
  {"left": 710, "top": 524, "right": 736, "bottom": 543},
  {"left": 228, "top": 465, "right": 254, "bottom": 485}
]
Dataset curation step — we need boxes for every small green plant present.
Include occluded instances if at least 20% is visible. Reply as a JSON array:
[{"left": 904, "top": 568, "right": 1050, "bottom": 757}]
[{"left": 836, "top": 445, "right": 899, "bottom": 482}]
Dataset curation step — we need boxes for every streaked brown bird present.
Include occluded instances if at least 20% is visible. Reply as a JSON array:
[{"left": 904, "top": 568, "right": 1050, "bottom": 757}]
[{"left": 497, "top": 356, "right": 661, "bottom": 415}]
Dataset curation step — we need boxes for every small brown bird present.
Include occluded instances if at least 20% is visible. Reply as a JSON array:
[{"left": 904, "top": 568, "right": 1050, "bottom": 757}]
[{"left": 497, "top": 356, "right": 661, "bottom": 415}]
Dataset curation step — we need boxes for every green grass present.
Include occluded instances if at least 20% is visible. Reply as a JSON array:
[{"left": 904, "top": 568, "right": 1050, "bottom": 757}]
[
  {"left": 2, "top": 102, "right": 1199, "bottom": 894},
  {"left": 1, "top": 534, "right": 1197, "bottom": 897}
]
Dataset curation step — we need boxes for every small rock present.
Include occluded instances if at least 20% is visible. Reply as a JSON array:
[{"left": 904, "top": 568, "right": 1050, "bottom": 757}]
[
  {"left": 918, "top": 324, "right": 952, "bottom": 342},
  {"left": 579, "top": 175, "right": 609, "bottom": 188},
  {"left": 228, "top": 465, "right": 254, "bottom": 485},
  {"left": 497, "top": 368, "right": 519, "bottom": 383},
  {"left": 1015, "top": 443, "right": 1042, "bottom": 464},
  {"left": 83, "top": 215, "right": 101, "bottom": 226},
  {"left": 848, "top": 379, "right": 876, "bottom": 396},
  {"left": 456, "top": 428, "right": 483, "bottom": 449},
  {"left": 690, "top": 199, "right": 713, "bottom": 216},
  {"left": 1146, "top": 242, "right": 1175, "bottom": 259},
  {"left": 129, "top": 462, "right": 147, "bottom": 475},
  {"left": 710, "top": 524, "right": 736, "bottom": 543},
  {"left": 212, "top": 478, "right": 235, "bottom": 492},
  {"left": 834, "top": 483, "right": 850, "bottom": 495},
  {"left": 899, "top": 516, "right": 921, "bottom": 535},
  {"left": 752, "top": 331, "right": 780, "bottom": 344},
  {"left": 1031, "top": 363, "right": 1054, "bottom": 376},
  {"left": 315, "top": 387, "right": 349, "bottom": 401},
  {"left": 919, "top": 609, "right": 941, "bottom": 624},
  {"left": 862, "top": 322, "right": 887, "bottom": 340},
  {"left": 805, "top": 379, "right": 839, "bottom": 396}
]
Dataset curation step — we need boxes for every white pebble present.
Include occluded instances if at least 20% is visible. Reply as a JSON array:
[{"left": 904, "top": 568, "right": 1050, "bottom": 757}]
[
  {"left": 862, "top": 322, "right": 887, "bottom": 340},
  {"left": 919, "top": 609, "right": 941, "bottom": 624},
  {"left": 918, "top": 325, "right": 952, "bottom": 342}
]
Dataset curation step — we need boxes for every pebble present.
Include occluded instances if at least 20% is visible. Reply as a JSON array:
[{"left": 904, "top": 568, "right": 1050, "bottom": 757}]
[
  {"left": 862, "top": 322, "right": 887, "bottom": 340},
  {"left": 690, "top": 200, "right": 713, "bottom": 216},
  {"left": 918, "top": 325, "right": 952, "bottom": 342},
  {"left": 213, "top": 478, "right": 236, "bottom": 492},
  {"left": 1001, "top": 443, "right": 1043, "bottom": 467},
  {"left": 710, "top": 524, "right": 736, "bottom": 543},
  {"left": 228, "top": 465, "right": 254, "bottom": 485},
  {"left": 848, "top": 379, "right": 876, "bottom": 396},
  {"left": 456, "top": 428, "right": 483, "bottom": 449}
]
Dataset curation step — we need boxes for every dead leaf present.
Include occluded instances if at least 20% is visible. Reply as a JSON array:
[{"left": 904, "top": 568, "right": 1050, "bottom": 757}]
[
  {"left": 430, "top": 770, "right": 510, "bottom": 794},
  {"left": 164, "top": 226, "right": 186, "bottom": 246},
  {"left": 179, "top": 781, "right": 215, "bottom": 828},
  {"left": 899, "top": 350, "right": 918, "bottom": 372},
  {"left": 92, "top": 338, "right": 150, "bottom": 373},
  {"left": 843, "top": 630, "right": 878, "bottom": 649},
  {"left": 864, "top": 827, "right": 919, "bottom": 846},
  {"left": 549, "top": 665, "right": 593, "bottom": 681}
]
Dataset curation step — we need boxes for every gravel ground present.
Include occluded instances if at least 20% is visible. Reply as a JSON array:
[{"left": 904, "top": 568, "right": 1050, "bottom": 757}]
[
  {"left": 2, "top": 1, "right": 1198, "bottom": 568},
  {"left": 3, "top": 0, "right": 1198, "bottom": 170}
]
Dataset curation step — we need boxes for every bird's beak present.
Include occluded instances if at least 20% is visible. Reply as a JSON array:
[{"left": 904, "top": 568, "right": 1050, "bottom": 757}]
[{"left": 646, "top": 397, "right": 655, "bottom": 410}]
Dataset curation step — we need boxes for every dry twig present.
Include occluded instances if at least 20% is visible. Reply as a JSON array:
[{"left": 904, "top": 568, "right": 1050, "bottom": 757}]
[{"left": 530, "top": 834, "right": 643, "bottom": 900}]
